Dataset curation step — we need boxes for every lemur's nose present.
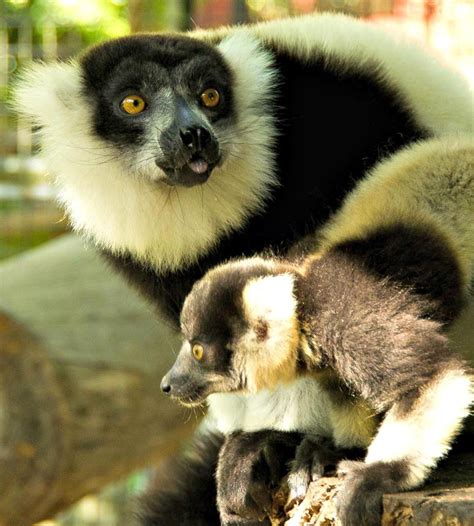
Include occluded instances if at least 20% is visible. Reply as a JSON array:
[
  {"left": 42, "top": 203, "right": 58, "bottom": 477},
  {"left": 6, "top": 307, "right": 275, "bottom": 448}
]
[
  {"left": 180, "top": 126, "right": 211, "bottom": 152},
  {"left": 160, "top": 376, "right": 172, "bottom": 394}
]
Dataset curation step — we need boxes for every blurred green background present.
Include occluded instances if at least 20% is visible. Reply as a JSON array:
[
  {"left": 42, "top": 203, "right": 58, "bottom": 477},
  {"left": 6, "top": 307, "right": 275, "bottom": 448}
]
[{"left": 0, "top": 0, "right": 472, "bottom": 524}]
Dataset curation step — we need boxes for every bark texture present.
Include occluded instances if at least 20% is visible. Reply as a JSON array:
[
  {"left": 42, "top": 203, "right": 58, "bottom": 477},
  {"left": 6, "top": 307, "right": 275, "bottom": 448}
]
[
  {"left": 269, "top": 452, "right": 474, "bottom": 526},
  {"left": 0, "top": 235, "right": 194, "bottom": 526}
]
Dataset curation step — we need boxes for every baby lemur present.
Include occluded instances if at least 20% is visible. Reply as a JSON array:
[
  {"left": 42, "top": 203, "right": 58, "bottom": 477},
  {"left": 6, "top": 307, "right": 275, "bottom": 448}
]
[{"left": 161, "top": 254, "right": 472, "bottom": 526}]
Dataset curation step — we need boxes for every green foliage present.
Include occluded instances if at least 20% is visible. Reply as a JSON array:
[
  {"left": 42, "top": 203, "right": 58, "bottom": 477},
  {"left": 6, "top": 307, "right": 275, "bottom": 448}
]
[{"left": 4, "top": 0, "right": 130, "bottom": 42}]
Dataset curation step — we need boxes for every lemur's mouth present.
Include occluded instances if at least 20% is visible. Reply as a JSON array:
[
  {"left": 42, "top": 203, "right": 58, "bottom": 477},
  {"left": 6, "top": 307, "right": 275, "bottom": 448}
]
[
  {"left": 157, "top": 154, "right": 220, "bottom": 188},
  {"left": 172, "top": 393, "right": 207, "bottom": 408}
]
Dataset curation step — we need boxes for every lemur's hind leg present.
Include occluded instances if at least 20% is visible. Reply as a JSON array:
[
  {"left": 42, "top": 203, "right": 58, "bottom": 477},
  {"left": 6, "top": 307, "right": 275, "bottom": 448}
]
[
  {"left": 336, "top": 367, "right": 472, "bottom": 526},
  {"left": 136, "top": 429, "right": 223, "bottom": 526}
]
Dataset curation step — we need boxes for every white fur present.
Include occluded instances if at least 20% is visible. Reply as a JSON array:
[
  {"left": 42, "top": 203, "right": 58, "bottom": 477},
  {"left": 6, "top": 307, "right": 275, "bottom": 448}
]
[
  {"left": 14, "top": 61, "right": 82, "bottom": 126},
  {"left": 14, "top": 35, "right": 278, "bottom": 272},
  {"left": 207, "top": 378, "right": 331, "bottom": 435},
  {"left": 365, "top": 369, "right": 473, "bottom": 488},
  {"left": 207, "top": 377, "right": 374, "bottom": 449},
  {"left": 242, "top": 273, "right": 297, "bottom": 346},
  {"left": 236, "top": 273, "right": 300, "bottom": 391}
]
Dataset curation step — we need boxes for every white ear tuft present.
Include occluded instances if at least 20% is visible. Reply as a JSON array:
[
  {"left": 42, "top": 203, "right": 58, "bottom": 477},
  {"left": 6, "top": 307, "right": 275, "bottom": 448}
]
[
  {"left": 13, "top": 61, "right": 82, "bottom": 126},
  {"left": 238, "top": 273, "right": 300, "bottom": 391},
  {"left": 243, "top": 273, "right": 298, "bottom": 326}
]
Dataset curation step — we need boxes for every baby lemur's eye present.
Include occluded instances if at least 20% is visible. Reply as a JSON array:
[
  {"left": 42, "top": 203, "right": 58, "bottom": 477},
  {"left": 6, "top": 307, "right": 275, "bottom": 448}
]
[
  {"left": 120, "top": 94, "right": 147, "bottom": 115},
  {"left": 192, "top": 343, "right": 204, "bottom": 361},
  {"left": 200, "top": 88, "right": 220, "bottom": 108}
]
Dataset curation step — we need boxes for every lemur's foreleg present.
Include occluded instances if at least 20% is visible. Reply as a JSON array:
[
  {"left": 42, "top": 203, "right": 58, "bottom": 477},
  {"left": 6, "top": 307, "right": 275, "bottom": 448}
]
[
  {"left": 335, "top": 366, "right": 471, "bottom": 526},
  {"left": 216, "top": 430, "right": 302, "bottom": 526}
]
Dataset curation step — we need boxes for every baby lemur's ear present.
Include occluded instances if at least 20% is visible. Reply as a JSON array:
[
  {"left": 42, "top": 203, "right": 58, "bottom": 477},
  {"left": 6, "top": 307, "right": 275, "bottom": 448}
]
[
  {"left": 235, "top": 273, "right": 301, "bottom": 391},
  {"left": 242, "top": 273, "right": 298, "bottom": 329}
]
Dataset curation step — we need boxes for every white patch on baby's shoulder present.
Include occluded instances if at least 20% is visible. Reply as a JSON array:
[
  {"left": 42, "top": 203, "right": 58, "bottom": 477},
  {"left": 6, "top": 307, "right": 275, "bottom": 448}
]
[{"left": 243, "top": 273, "right": 297, "bottom": 327}]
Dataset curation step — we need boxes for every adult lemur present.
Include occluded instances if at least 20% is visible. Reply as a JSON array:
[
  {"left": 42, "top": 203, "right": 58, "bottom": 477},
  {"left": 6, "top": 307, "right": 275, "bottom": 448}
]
[{"left": 15, "top": 12, "right": 473, "bottom": 526}]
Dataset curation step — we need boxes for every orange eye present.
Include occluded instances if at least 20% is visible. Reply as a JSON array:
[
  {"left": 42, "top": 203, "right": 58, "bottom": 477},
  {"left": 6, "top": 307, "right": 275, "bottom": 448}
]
[
  {"left": 121, "top": 95, "right": 146, "bottom": 115},
  {"left": 200, "top": 88, "right": 220, "bottom": 108},
  {"left": 192, "top": 343, "right": 204, "bottom": 361}
]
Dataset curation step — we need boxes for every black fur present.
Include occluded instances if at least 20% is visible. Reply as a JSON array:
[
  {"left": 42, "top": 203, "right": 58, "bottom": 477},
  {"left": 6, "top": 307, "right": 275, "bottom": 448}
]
[
  {"left": 334, "top": 223, "right": 465, "bottom": 323},
  {"left": 336, "top": 460, "right": 410, "bottom": 526},
  {"left": 136, "top": 430, "right": 223, "bottom": 526},
  {"left": 217, "top": 431, "right": 302, "bottom": 526},
  {"left": 267, "top": 50, "right": 427, "bottom": 232},
  {"left": 296, "top": 235, "right": 463, "bottom": 411}
]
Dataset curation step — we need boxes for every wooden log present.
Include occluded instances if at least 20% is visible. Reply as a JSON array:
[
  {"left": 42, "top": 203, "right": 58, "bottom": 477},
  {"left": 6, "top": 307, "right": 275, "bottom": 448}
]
[
  {"left": 268, "top": 452, "right": 474, "bottom": 526},
  {"left": 0, "top": 234, "right": 194, "bottom": 526},
  {"left": 382, "top": 452, "right": 474, "bottom": 526}
]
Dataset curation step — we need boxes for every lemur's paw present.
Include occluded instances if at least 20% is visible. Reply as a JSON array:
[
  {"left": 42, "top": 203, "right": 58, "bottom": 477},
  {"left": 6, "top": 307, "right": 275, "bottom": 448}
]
[
  {"left": 217, "top": 431, "right": 301, "bottom": 524},
  {"left": 286, "top": 437, "right": 337, "bottom": 507},
  {"left": 336, "top": 460, "right": 408, "bottom": 526}
]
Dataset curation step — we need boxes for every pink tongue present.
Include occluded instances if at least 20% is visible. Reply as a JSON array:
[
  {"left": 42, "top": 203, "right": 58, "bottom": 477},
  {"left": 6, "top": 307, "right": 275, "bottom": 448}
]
[{"left": 188, "top": 158, "right": 209, "bottom": 174}]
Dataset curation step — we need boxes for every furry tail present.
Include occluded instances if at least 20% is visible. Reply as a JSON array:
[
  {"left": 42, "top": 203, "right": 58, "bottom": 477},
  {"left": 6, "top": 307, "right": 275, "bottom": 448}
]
[{"left": 135, "top": 430, "right": 223, "bottom": 526}]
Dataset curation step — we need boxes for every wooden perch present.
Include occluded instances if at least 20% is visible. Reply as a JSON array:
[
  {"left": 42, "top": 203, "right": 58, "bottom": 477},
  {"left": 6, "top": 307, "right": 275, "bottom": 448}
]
[
  {"left": 0, "top": 235, "right": 194, "bottom": 526},
  {"left": 268, "top": 451, "right": 474, "bottom": 525}
]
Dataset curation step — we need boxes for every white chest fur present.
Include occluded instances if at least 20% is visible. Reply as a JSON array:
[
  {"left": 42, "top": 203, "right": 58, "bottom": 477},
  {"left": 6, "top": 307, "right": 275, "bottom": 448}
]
[
  {"left": 208, "top": 377, "right": 331, "bottom": 435},
  {"left": 207, "top": 377, "right": 375, "bottom": 448}
]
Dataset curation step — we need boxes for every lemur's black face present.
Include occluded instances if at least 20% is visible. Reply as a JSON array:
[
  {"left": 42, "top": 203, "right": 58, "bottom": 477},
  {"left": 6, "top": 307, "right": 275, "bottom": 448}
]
[
  {"left": 80, "top": 34, "right": 235, "bottom": 187},
  {"left": 160, "top": 264, "right": 248, "bottom": 406},
  {"left": 160, "top": 338, "right": 236, "bottom": 406},
  {"left": 160, "top": 259, "right": 298, "bottom": 404}
]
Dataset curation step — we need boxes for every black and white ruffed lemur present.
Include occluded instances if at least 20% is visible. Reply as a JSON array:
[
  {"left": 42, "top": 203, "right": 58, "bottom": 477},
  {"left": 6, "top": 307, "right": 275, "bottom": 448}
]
[
  {"left": 14, "top": 12, "right": 473, "bottom": 526},
  {"left": 161, "top": 137, "right": 473, "bottom": 526}
]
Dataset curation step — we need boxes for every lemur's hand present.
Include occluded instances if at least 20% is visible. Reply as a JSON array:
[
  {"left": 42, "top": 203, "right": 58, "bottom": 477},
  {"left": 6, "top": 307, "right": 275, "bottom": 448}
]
[
  {"left": 336, "top": 460, "right": 408, "bottom": 526},
  {"left": 216, "top": 430, "right": 301, "bottom": 526},
  {"left": 286, "top": 436, "right": 340, "bottom": 506}
]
